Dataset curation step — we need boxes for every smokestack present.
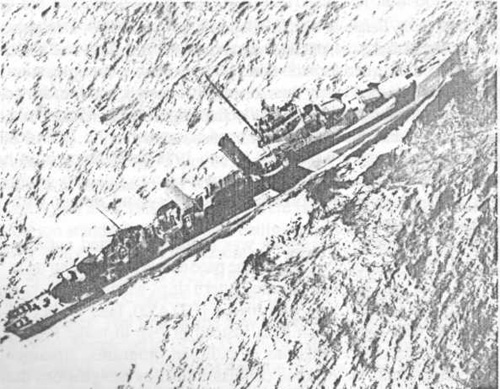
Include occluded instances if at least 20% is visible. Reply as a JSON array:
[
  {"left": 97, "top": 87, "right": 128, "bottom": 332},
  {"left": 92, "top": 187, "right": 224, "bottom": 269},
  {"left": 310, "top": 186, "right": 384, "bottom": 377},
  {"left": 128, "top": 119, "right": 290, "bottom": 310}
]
[
  {"left": 160, "top": 178, "right": 195, "bottom": 211},
  {"left": 218, "top": 134, "right": 261, "bottom": 176}
]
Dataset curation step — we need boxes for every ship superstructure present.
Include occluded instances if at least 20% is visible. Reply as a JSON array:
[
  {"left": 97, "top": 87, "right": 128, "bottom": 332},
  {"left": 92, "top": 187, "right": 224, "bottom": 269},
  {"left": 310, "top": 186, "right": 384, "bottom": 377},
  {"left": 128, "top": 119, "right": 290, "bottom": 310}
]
[
  {"left": 4, "top": 48, "right": 460, "bottom": 339},
  {"left": 217, "top": 49, "right": 459, "bottom": 175}
]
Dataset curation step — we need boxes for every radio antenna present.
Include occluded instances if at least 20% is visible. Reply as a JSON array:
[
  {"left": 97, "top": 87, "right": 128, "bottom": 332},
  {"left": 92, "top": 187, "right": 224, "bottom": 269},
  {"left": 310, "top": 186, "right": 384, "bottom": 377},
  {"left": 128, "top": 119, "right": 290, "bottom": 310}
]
[
  {"left": 96, "top": 207, "right": 121, "bottom": 230},
  {"left": 205, "top": 74, "right": 263, "bottom": 141}
]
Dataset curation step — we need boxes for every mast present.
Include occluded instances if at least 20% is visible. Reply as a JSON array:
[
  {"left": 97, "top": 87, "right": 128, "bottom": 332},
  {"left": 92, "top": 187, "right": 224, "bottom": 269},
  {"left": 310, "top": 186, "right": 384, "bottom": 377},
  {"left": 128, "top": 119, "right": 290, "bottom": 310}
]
[
  {"left": 96, "top": 207, "right": 121, "bottom": 230},
  {"left": 205, "top": 74, "right": 263, "bottom": 141}
]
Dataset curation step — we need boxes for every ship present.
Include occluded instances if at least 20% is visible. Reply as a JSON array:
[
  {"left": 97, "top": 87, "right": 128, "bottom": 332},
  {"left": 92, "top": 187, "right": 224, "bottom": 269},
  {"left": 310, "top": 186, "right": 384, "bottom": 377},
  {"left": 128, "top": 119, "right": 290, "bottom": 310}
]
[{"left": 4, "top": 48, "right": 461, "bottom": 340}]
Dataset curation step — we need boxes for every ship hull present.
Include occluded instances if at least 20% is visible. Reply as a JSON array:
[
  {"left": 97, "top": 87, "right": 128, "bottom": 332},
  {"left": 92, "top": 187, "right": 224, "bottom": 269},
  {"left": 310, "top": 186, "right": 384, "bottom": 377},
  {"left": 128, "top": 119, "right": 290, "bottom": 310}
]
[
  {"left": 10, "top": 292, "right": 103, "bottom": 340},
  {"left": 5, "top": 82, "right": 448, "bottom": 340},
  {"left": 6, "top": 50, "right": 459, "bottom": 340}
]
